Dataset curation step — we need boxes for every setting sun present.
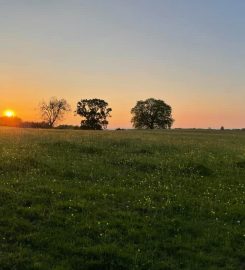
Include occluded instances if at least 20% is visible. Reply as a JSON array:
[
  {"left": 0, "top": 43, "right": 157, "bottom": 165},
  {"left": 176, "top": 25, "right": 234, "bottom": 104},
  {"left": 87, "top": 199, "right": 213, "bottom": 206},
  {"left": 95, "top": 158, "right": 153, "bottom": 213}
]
[{"left": 4, "top": 110, "right": 15, "bottom": 118}]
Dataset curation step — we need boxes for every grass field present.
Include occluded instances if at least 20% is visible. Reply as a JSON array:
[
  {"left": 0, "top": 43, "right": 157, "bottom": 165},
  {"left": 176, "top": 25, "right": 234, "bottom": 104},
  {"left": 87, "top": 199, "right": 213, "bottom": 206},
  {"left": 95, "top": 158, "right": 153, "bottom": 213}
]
[{"left": 0, "top": 127, "right": 244, "bottom": 270}]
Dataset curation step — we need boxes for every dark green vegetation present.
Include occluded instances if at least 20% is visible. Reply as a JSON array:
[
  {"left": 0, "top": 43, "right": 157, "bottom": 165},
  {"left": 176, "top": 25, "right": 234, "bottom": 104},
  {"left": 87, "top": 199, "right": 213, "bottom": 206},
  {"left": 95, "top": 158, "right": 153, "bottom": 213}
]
[
  {"left": 0, "top": 128, "right": 244, "bottom": 270},
  {"left": 131, "top": 98, "right": 174, "bottom": 129},
  {"left": 76, "top": 99, "right": 112, "bottom": 130}
]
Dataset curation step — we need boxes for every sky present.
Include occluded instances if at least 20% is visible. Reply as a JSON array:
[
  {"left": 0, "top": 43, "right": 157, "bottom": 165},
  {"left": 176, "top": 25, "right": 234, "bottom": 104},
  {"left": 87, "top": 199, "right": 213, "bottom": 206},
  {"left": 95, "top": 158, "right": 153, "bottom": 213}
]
[{"left": 0, "top": 0, "right": 245, "bottom": 129}]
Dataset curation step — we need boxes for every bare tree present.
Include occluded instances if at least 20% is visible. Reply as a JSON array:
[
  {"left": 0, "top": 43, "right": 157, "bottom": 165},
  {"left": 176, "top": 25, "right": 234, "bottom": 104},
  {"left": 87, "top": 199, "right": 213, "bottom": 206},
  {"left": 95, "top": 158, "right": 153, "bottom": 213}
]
[{"left": 39, "top": 97, "right": 71, "bottom": 128}]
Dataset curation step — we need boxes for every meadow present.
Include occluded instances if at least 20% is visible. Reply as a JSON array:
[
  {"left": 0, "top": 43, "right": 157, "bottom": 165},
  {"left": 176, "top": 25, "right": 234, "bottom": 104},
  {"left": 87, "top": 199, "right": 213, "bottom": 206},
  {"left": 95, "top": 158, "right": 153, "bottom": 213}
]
[{"left": 0, "top": 127, "right": 244, "bottom": 270}]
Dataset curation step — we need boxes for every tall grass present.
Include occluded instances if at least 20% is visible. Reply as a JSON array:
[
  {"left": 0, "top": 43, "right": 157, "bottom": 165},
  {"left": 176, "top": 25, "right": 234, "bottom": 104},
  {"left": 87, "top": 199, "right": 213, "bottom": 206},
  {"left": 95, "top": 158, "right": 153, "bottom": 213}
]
[{"left": 0, "top": 127, "right": 244, "bottom": 269}]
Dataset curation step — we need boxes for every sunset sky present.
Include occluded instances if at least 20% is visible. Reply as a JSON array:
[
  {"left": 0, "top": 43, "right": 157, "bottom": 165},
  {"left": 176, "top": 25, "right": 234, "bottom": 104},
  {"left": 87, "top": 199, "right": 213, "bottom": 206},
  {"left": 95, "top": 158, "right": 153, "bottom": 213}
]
[{"left": 1, "top": 0, "right": 245, "bottom": 129}]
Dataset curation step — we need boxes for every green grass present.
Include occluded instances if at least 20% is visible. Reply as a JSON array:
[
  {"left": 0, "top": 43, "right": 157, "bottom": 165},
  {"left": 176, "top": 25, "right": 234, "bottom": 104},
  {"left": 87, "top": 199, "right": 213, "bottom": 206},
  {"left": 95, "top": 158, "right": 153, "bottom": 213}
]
[{"left": 0, "top": 127, "right": 244, "bottom": 270}]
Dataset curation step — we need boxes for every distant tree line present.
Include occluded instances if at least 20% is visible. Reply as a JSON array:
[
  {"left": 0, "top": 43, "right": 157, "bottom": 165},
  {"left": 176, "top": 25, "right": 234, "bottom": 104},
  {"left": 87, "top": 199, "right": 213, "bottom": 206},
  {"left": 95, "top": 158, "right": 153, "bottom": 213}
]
[
  {"left": 0, "top": 118, "right": 50, "bottom": 129},
  {"left": 0, "top": 116, "right": 22, "bottom": 127},
  {"left": 21, "top": 121, "right": 50, "bottom": 129},
  {"left": 0, "top": 97, "right": 175, "bottom": 130}
]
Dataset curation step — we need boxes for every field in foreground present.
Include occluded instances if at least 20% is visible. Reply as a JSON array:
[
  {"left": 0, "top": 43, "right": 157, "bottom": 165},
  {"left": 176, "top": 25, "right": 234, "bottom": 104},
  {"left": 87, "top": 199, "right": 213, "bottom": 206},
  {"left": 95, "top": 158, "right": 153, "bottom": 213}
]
[{"left": 0, "top": 128, "right": 244, "bottom": 270}]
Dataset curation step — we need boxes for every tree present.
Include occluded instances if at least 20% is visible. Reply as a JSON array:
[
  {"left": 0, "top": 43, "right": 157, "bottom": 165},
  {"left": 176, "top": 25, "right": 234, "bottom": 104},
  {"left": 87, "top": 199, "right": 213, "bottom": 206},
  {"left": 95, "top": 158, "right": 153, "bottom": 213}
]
[
  {"left": 39, "top": 97, "right": 71, "bottom": 128},
  {"left": 131, "top": 98, "right": 174, "bottom": 129},
  {"left": 0, "top": 116, "right": 22, "bottom": 127},
  {"left": 21, "top": 121, "right": 50, "bottom": 129},
  {"left": 76, "top": 99, "right": 112, "bottom": 130}
]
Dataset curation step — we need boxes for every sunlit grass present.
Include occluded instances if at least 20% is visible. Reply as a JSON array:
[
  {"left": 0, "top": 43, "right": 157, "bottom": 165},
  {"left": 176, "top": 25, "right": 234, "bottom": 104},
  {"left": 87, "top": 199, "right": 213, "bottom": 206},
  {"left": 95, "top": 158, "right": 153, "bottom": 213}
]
[{"left": 0, "top": 127, "right": 244, "bottom": 269}]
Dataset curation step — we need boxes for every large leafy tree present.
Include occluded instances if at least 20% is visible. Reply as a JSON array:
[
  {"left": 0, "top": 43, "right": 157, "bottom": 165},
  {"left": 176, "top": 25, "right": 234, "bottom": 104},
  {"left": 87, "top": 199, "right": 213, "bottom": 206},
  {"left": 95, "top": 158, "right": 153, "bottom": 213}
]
[
  {"left": 131, "top": 98, "right": 174, "bottom": 129},
  {"left": 39, "top": 97, "right": 71, "bottom": 128},
  {"left": 76, "top": 99, "right": 112, "bottom": 130}
]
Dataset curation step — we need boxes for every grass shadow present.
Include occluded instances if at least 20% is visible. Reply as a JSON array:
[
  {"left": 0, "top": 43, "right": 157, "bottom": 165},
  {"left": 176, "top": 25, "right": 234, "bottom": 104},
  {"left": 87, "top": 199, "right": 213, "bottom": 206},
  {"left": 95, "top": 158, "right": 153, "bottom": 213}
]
[{"left": 180, "top": 163, "right": 213, "bottom": 177}]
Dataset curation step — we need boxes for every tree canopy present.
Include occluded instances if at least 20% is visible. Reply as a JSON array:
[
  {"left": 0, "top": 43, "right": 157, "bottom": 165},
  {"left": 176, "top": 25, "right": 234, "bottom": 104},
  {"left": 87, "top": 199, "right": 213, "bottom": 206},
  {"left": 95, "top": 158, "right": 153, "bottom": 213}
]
[
  {"left": 39, "top": 97, "right": 70, "bottom": 128},
  {"left": 76, "top": 99, "right": 112, "bottom": 130},
  {"left": 131, "top": 98, "right": 174, "bottom": 129}
]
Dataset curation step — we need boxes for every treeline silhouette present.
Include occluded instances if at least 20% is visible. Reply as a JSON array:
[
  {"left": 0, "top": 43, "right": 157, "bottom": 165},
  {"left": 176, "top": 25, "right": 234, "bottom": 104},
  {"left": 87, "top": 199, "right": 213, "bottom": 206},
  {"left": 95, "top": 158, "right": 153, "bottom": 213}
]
[
  {"left": 0, "top": 97, "right": 174, "bottom": 130},
  {"left": 0, "top": 118, "right": 50, "bottom": 129},
  {"left": 0, "top": 97, "right": 237, "bottom": 130},
  {"left": 0, "top": 116, "right": 22, "bottom": 127},
  {"left": 0, "top": 117, "right": 82, "bottom": 129}
]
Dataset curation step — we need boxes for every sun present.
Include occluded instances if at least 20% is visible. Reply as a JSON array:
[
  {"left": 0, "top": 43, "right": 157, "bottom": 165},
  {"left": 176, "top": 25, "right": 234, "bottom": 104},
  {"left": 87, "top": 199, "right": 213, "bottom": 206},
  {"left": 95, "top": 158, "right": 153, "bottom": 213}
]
[{"left": 4, "top": 110, "right": 15, "bottom": 118}]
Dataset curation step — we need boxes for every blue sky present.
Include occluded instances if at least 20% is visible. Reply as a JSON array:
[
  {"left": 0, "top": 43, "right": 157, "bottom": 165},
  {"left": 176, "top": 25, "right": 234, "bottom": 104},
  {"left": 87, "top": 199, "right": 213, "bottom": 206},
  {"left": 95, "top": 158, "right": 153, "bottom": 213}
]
[{"left": 0, "top": 0, "right": 245, "bottom": 128}]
